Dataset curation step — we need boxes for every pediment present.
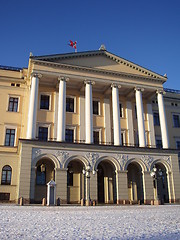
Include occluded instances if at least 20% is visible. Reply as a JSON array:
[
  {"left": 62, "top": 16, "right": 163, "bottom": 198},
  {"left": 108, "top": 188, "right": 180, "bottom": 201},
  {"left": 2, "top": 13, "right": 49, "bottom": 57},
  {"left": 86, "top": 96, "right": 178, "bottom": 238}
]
[{"left": 31, "top": 50, "right": 166, "bottom": 80}]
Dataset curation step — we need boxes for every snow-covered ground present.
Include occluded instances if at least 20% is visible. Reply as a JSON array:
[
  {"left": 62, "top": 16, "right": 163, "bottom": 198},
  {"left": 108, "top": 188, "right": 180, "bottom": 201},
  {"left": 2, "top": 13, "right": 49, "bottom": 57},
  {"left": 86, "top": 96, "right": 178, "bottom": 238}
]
[{"left": 0, "top": 205, "right": 179, "bottom": 240}]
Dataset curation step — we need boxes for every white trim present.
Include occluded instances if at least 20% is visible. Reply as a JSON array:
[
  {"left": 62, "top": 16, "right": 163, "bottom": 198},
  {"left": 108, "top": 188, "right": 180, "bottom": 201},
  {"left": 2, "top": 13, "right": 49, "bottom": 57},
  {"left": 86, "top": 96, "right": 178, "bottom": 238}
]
[
  {"left": 4, "top": 125, "right": 17, "bottom": 147},
  {"left": 36, "top": 123, "right": 51, "bottom": 140},
  {"left": 7, "top": 95, "right": 20, "bottom": 112},
  {"left": 39, "top": 93, "right": 52, "bottom": 111},
  {"left": 121, "top": 129, "right": 126, "bottom": 146},
  {"left": 66, "top": 125, "right": 77, "bottom": 142},
  {"left": 66, "top": 95, "right": 76, "bottom": 113}
]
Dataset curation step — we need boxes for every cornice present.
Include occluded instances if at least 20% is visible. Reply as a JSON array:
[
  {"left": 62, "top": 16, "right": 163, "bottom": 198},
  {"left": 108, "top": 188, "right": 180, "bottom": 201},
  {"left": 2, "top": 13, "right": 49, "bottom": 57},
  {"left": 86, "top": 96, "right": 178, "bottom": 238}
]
[{"left": 32, "top": 59, "right": 165, "bottom": 84}]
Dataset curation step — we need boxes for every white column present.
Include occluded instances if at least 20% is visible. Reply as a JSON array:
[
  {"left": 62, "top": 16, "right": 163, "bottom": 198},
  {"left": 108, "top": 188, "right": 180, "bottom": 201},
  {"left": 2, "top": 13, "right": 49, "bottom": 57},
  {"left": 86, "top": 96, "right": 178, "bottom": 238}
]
[
  {"left": 135, "top": 88, "right": 146, "bottom": 147},
  {"left": 79, "top": 96, "right": 85, "bottom": 143},
  {"left": 126, "top": 101, "right": 134, "bottom": 146},
  {"left": 57, "top": 77, "right": 68, "bottom": 142},
  {"left": 85, "top": 80, "right": 94, "bottom": 144},
  {"left": 26, "top": 73, "right": 42, "bottom": 139},
  {"left": 103, "top": 98, "right": 111, "bottom": 144},
  {"left": 112, "top": 84, "right": 121, "bottom": 146},
  {"left": 146, "top": 103, "right": 156, "bottom": 147},
  {"left": 157, "top": 90, "right": 169, "bottom": 148}
]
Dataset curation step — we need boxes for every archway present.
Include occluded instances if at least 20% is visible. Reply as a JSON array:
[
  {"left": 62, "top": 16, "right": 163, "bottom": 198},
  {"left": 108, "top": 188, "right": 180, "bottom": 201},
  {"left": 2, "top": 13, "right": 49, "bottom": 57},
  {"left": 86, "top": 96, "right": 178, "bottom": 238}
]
[
  {"left": 154, "top": 163, "right": 169, "bottom": 203},
  {"left": 67, "top": 160, "right": 84, "bottom": 203},
  {"left": 127, "top": 162, "right": 144, "bottom": 203},
  {"left": 97, "top": 160, "right": 116, "bottom": 204},
  {"left": 34, "top": 158, "right": 55, "bottom": 203}
]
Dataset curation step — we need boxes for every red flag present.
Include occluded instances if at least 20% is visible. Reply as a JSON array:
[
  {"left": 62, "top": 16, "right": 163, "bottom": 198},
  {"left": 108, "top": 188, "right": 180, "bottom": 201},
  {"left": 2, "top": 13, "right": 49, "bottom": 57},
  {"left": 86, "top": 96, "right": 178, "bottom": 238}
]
[{"left": 68, "top": 40, "right": 77, "bottom": 51}]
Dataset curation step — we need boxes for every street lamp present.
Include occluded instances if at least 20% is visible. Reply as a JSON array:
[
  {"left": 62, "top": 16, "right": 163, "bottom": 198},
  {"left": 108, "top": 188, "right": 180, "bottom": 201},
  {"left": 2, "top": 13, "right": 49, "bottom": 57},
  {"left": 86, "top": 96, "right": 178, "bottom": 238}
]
[
  {"left": 82, "top": 165, "right": 96, "bottom": 206},
  {"left": 150, "top": 165, "right": 163, "bottom": 205}
]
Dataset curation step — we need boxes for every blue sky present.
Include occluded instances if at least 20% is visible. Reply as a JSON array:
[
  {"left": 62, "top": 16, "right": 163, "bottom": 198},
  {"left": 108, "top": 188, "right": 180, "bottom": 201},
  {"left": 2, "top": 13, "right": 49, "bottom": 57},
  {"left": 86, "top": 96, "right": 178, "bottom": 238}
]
[{"left": 0, "top": 0, "right": 180, "bottom": 89}]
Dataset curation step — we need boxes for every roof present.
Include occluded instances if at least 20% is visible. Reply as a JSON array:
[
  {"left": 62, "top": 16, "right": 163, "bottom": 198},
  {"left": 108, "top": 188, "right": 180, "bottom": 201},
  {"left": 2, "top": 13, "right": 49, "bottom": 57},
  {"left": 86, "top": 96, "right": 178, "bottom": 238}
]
[{"left": 0, "top": 65, "right": 22, "bottom": 72}]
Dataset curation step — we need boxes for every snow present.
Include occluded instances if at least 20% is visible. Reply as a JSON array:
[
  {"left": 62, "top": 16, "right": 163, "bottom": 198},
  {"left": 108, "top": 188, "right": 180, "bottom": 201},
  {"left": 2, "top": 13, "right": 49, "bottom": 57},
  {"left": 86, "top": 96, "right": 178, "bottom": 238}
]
[{"left": 0, "top": 205, "right": 179, "bottom": 239}]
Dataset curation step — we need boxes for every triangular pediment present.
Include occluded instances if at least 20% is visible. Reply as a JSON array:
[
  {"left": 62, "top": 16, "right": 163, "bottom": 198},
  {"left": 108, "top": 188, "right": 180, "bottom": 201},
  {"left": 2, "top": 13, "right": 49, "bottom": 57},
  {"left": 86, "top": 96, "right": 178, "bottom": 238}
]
[{"left": 31, "top": 50, "right": 166, "bottom": 80}]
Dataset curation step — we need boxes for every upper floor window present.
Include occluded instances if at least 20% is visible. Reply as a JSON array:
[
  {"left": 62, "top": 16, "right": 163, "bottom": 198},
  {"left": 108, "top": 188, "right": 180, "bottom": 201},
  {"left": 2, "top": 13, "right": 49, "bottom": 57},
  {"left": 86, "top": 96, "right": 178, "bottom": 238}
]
[
  {"left": 93, "top": 100, "right": 100, "bottom": 115},
  {"left": 5, "top": 129, "right": 15, "bottom": 146},
  {"left": 93, "top": 131, "right": 99, "bottom": 144},
  {"left": 176, "top": 141, "right": 180, "bottom": 149},
  {"left": 156, "top": 139, "right": 162, "bottom": 149},
  {"left": 40, "top": 95, "right": 50, "bottom": 110},
  {"left": 8, "top": 97, "right": 19, "bottom": 112},
  {"left": 65, "top": 129, "right": 74, "bottom": 142},
  {"left": 1, "top": 165, "right": 12, "bottom": 185},
  {"left": 38, "top": 127, "right": 48, "bottom": 141},
  {"left": 173, "top": 114, "right": 180, "bottom": 128},
  {"left": 66, "top": 97, "right": 74, "bottom": 112},
  {"left": 153, "top": 113, "right": 160, "bottom": 126}
]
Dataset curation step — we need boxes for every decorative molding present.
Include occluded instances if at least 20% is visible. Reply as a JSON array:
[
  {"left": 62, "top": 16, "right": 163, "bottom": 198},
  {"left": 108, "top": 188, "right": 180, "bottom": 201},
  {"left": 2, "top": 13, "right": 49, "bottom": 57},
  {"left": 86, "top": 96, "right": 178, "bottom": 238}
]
[
  {"left": 55, "top": 151, "right": 69, "bottom": 165},
  {"left": 85, "top": 152, "right": 99, "bottom": 168},
  {"left": 141, "top": 155, "right": 154, "bottom": 171},
  {"left": 163, "top": 156, "right": 171, "bottom": 168},
  {"left": 116, "top": 154, "right": 128, "bottom": 170}
]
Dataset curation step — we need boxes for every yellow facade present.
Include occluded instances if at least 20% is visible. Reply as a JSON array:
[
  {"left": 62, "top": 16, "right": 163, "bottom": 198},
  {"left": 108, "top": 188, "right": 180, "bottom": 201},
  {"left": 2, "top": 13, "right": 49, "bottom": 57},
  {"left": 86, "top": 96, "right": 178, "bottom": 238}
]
[{"left": 0, "top": 49, "right": 180, "bottom": 204}]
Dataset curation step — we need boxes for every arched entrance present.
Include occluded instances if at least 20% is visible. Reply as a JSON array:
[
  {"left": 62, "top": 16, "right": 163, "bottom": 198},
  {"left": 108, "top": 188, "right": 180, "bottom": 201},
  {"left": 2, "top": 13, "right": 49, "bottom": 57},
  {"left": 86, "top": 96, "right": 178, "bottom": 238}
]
[
  {"left": 127, "top": 162, "right": 144, "bottom": 203},
  {"left": 97, "top": 160, "right": 116, "bottom": 204},
  {"left": 154, "top": 163, "right": 169, "bottom": 203},
  {"left": 67, "top": 160, "right": 84, "bottom": 203},
  {"left": 35, "top": 158, "right": 55, "bottom": 203}
]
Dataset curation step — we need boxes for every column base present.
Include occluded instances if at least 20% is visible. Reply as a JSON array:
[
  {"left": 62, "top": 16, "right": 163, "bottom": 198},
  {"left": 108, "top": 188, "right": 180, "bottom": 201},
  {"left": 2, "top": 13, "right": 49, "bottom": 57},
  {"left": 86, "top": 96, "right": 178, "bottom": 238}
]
[{"left": 153, "top": 200, "right": 162, "bottom": 205}]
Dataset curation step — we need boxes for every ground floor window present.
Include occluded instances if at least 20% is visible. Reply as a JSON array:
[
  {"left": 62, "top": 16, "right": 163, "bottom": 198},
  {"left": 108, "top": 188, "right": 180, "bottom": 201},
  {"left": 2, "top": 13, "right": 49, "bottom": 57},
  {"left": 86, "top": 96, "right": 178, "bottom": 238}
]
[{"left": 1, "top": 165, "right": 12, "bottom": 185}]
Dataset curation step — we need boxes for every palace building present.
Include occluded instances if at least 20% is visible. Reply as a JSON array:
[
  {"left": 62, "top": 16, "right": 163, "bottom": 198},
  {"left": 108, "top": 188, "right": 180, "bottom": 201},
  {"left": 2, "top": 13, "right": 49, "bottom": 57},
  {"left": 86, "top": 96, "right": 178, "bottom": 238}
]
[{"left": 0, "top": 46, "right": 180, "bottom": 204}]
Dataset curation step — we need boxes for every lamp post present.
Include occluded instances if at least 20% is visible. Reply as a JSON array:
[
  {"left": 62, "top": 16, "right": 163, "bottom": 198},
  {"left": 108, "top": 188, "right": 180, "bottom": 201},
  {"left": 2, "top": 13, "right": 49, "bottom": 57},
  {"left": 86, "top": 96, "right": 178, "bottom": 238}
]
[
  {"left": 150, "top": 165, "right": 162, "bottom": 205},
  {"left": 82, "top": 165, "right": 96, "bottom": 206}
]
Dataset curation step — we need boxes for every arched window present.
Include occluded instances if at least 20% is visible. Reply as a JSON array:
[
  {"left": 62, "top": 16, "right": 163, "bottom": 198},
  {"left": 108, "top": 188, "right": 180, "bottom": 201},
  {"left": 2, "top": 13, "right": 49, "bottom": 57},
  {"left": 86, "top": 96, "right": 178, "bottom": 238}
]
[{"left": 1, "top": 165, "right": 12, "bottom": 185}]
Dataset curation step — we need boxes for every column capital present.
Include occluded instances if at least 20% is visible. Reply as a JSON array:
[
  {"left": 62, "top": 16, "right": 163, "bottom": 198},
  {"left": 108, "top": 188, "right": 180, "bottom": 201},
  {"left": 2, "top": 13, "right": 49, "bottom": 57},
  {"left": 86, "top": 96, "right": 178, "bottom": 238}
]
[
  {"left": 134, "top": 87, "right": 144, "bottom": 92},
  {"left": 156, "top": 89, "right": 165, "bottom": 95},
  {"left": 31, "top": 73, "right": 42, "bottom": 79},
  {"left": 111, "top": 83, "right": 121, "bottom": 89},
  {"left": 58, "top": 76, "right": 69, "bottom": 82},
  {"left": 84, "top": 79, "right": 95, "bottom": 85}
]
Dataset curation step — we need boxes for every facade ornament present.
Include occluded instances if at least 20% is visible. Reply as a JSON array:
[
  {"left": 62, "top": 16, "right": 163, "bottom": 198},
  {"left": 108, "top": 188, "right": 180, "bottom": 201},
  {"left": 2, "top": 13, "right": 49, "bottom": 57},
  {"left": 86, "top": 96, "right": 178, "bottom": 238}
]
[
  {"left": 85, "top": 153, "right": 99, "bottom": 168},
  {"left": 55, "top": 151, "right": 69, "bottom": 165},
  {"left": 116, "top": 154, "right": 128, "bottom": 170},
  {"left": 141, "top": 155, "right": 154, "bottom": 171},
  {"left": 163, "top": 156, "right": 171, "bottom": 168}
]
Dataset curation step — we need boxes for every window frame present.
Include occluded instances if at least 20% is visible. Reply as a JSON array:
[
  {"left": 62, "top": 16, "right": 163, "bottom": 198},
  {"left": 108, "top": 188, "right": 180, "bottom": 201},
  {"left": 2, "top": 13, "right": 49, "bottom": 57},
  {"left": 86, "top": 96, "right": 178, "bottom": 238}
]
[
  {"left": 66, "top": 96, "right": 76, "bottom": 113},
  {"left": 37, "top": 123, "right": 51, "bottom": 141},
  {"left": 153, "top": 112, "right": 160, "bottom": 126},
  {"left": 173, "top": 114, "right": 180, "bottom": 128},
  {"left": 4, "top": 126, "right": 17, "bottom": 147},
  {"left": 119, "top": 102, "right": 124, "bottom": 118},
  {"left": 155, "top": 136, "right": 162, "bottom": 149},
  {"left": 7, "top": 95, "right": 20, "bottom": 112},
  {"left": 65, "top": 126, "right": 76, "bottom": 143},
  {"left": 39, "top": 93, "right": 51, "bottom": 111},
  {"left": 93, "top": 128, "right": 102, "bottom": 144},
  {"left": 93, "top": 99, "right": 100, "bottom": 115},
  {"left": 1, "top": 165, "right": 12, "bottom": 185}
]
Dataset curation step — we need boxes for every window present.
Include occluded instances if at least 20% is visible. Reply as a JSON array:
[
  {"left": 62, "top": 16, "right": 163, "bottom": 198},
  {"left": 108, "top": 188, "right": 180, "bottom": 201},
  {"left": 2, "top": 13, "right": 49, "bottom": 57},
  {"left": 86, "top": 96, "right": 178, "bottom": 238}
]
[
  {"left": 119, "top": 103, "right": 123, "bottom": 118},
  {"left": 93, "top": 131, "right": 99, "bottom": 144},
  {"left": 176, "top": 141, "right": 180, "bottom": 149},
  {"left": 40, "top": 95, "right": 50, "bottom": 110},
  {"left": 66, "top": 97, "right": 74, "bottom": 112},
  {"left": 156, "top": 139, "right": 162, "bottom": 149},
  {"left": 134, "top": 105, "right": 137, "bottom": 119},
  {"left": 153, "top": 113, "right": 160, "bottom": 126},
  {"left": 1, "top": 166, "right": 12, "bottom": 185},
  {"left": 36, "top": 165, "right": 46, "bottom": 185},
  {"left": 67, "top": 171, "right": 73, "bottom": 186},
  {"left": 38, "top": 127, "right": 48, "bottom": 141},
  {"left": 65, "top": 129, "right": 74, "bottom": 142},
  {"left": 93, "top": 100, "right": 100, "bottom": 115},
  {"left": 8, "top": 97, "right": 18, "bottom": 112},
  {"left": 173, "top": 115, "right": 180, "bottom": 128},
  {"left": 5, "top": 129, "right": 15, "bottom": 146}
]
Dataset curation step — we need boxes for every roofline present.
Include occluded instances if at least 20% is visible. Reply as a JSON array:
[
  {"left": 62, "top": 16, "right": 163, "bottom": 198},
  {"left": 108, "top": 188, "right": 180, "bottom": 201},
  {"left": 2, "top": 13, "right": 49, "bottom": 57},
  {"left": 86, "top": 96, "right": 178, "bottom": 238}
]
[
  {"left": 0, "top": 65, "right": 23, "bottom": 72},
  {"left": 31, "top": 49, "right": 166, "bottom": 80}
]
